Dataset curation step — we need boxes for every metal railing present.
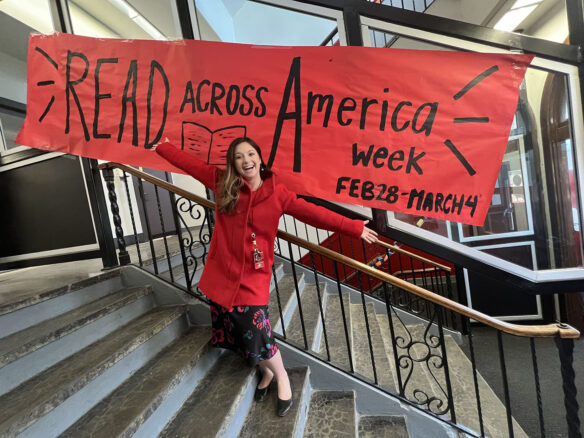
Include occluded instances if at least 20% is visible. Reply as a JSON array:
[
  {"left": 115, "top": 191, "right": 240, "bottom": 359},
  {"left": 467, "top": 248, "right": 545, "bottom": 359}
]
[{"left": 99, "top": 162, "right": 581, "bottom": 438}]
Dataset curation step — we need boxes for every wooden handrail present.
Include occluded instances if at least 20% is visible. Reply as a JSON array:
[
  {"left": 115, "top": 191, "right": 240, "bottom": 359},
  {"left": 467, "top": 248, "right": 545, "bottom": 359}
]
[
  {"left": 99, "top": 162, "right": 580, "bottom": 339},
  {"left": 375, "top": 240, "right": 452, "bottom": 272},
  {"left": 393, "top": 267, "right": 439, "bottom": 277},
  {"left": 98, "top": 162, "right": 215, "bottom": 209}
]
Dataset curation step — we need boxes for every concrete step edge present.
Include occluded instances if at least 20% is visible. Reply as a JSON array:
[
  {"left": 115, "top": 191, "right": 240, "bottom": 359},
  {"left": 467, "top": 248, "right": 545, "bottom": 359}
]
[
  {"left": 59, "top": 327, "right": 212, "bottom": 438},
  {"left": 0, "top": 286, "right": 153, "bottom": 370},
  {"left": 0, "top": 269, "right": 122, "bottom": 318},
  {"left": 0, "top": 305, "right": 187, "bottom": 437}
]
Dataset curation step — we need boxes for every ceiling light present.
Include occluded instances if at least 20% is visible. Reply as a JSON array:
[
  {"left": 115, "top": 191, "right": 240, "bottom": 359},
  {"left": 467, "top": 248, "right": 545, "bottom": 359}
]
[
  {"left": 108, "top": 0, "right": 137, "bottom": 19},
  {"left": 107, "top": 0, "right": 166, "bottom": 40},
  {"left": 133, "top": 15, "right": 166, "bottom": 40},
  {"left": 494, "top": 4, "right": 538, "bottom": 32},
  {"left": 512, "top": 0, "right": 543, "bottom": 8}
]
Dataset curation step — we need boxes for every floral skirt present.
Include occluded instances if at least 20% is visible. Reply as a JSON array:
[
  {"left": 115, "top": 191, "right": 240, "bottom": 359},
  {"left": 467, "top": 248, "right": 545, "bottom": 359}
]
[{"left": 209, "top": 301, "right": 278, "bottom": 366}]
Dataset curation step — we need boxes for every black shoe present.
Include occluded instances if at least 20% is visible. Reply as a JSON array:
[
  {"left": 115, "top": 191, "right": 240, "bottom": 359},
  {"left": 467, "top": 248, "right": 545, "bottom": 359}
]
[
  {"left": 276, "top": 378, "right": 294, "bottom": 417},
  {"left": 255, "top": 377, "right": 273, "bottom": 402}
]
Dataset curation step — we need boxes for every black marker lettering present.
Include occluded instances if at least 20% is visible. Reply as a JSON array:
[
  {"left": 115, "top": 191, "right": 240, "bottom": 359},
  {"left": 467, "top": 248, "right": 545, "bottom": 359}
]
[
  {"left": 180, "top": 81, "right": 195, "bottom": 113},
  {"left": 412, "top": 102, "right": 438, "bottom": 136},
  {"left": 225, "top": 84, "right": 240, "bottom": 116},
  {"left": 254, "top": 86, "right": 268, "bottom": 117},
  {"left": 65, "top": 50, "right": 90, "bottom": 140},
  {"left": 210, "top": 82, "right": 225, "bottom": 115},
  {"left": 239, "top": 84, "right": 255, "bottom": 116},
  {"left": 196, "top": 79, "right": 210, "bottom": 112},
  {"left": 337, "top": 97, "right": 356, "bottom": 126},
  {"left": 144, "top": 60, "right": 169, "bottom": 149},
  {"left": 391, "top": 101, "right": 412, "bottom": 132},
  {"left": 118, "top": 60, "right": 138, "bottom": 145},
  {"left": 307, "top": 92, "right": 333, "bottom": 127},
  {"left": 268, "top": 57, "right": 302, "bottom": 172},
  {"left": 93, "top": 57, "right": 118, "bottom": 139}
]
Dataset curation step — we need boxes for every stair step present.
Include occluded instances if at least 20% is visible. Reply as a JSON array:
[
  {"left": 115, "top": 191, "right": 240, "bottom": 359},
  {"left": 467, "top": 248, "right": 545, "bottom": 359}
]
[
  {"left": 0, "top": 269, "right": 122, "bottom": 318},
  {"left": 442, "top": 335, "right": 529, "bottom": 438},
  {"left": 0, "top": 305, "right": 187, "bottom": 437},
  {"left": 0, "top": 271, "right": 124, "bottom": 339},
  {"left": 285, "top": 283, "right": 325, "bottom": 350},
  {"left": 363, "top": 303, "right": 395, "bottom": 390},
  {"left": 304, "top": 391, "right": 356, "bottom": 438},
  {"left": 239, "top": 367, "right": 310, "bottom": 438},
  {"left": 0, "top": 286, "right": 153, "bottom": 371},
  {"left": 375, "top": 313, "right": 400, "bottom": 391},
  {"left": 159, "top": 352, "right": 256, "bottom": 438},
  {"left": 358, "top": 415, "right": 409, "bottom": 437},
  {"left": 59, "top": 327, "right": 211, "bottom": 438},
  {"left": 350, "top": 303, "right": 381, "bottom": 383},
  {"left": 318, "top": 292, "right": 352, "bottom": 371},
  {"left": 270, "top": 273, "right": 305, "bottom": 334},
  {"left": 157, "top": 253, "right": 208, "bottom": 287}
]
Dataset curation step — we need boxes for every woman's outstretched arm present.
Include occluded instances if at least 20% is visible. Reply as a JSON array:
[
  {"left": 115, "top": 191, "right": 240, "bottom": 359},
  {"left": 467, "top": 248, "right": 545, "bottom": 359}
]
[
  {"left": 282, "top": 187, "right": 377, "bottom": 244},
  {"left": 154, "top": 141, "right": 218, "bottom": 191}
]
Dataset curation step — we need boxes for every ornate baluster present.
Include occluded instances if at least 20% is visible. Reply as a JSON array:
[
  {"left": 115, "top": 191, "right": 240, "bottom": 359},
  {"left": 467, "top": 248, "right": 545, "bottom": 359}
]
[
  {"left": 556, "top": 335, "right": 581, "bottom": 438},
  {"left": 102, "top": 167, "right": 130, "bottom": 265}
]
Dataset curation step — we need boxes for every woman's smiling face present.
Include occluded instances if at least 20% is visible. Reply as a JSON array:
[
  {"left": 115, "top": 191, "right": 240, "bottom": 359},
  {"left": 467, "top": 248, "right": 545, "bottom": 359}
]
[{"left": 233, "top": 141, "right": 261, "bottom": 182}]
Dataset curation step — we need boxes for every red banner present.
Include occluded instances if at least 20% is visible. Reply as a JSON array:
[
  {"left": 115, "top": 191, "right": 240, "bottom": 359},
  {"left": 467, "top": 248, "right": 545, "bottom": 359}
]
[{"left": 17, "top": 33, "right": 533, "bottom": 225}]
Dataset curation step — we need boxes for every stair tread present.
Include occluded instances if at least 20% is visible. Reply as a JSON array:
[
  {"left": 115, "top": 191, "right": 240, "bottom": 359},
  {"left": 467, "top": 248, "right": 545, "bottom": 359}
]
[
  {"left": 269, "top": 273, "right": 304, "bottom": 332},
  {"left": 0, "top": 269, "right": 121, "bottom": 317},
  {"left": 160, "top": 352, "right": 255, "bottom": 438},
  {"left": 319, "top": 292, "right": 352, "bottom": 371},
  {"left": 362, "top": 303, "right": 395, "bottom": 389},
  {"left": 0, "top": 305, "right": 186, "bottom": 437},
  {"left": 441, "top": 335, "right": 529, "bottom": 438},
  {"left": 286, "top": 283, "right": 325, "bottom": 349},
  {"left": 358, "top": 415, "right": 409, "bottom": 438},
  {"left": 159, "top": 266, "right": 187, "bottom": 283},
  {"left": 304, "top": 391, "right": 356, "bottom": 438},
  {"left": 0, "top": 286, "right": 152, "bottom": 368},
  {"left": 59, "top": 327, "right": 211, "bottom": 438},
  {"left": 239, "top": 367, "right": 309, "bottom": 438},
  {"left": 351, "top": 302, "right": 388, "bottom": 385}
]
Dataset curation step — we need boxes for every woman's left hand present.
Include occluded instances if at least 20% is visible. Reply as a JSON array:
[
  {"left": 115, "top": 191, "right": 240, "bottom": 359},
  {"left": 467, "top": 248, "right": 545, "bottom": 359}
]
[{"left": 361, "top": 220, "right": 378, "bottom": 244}]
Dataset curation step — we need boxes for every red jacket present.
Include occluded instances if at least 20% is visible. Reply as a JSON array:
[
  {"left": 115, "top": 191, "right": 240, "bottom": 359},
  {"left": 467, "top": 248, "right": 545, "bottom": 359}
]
[{"left": 156, "top": 142, "right": 364, "bottom": 309}]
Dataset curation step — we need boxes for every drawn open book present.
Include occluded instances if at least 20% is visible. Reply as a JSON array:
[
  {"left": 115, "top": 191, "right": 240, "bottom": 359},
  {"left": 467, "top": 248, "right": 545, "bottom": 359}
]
[{"left": 181, "top": 122, "right": 247, "bottom": 165}]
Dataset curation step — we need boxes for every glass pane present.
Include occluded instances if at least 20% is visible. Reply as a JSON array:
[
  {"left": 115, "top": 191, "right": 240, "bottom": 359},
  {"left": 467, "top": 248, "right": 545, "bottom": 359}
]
[
  {"left": 423, "top": 0, "right": 568, "bottom": 44},
  {"left": 0, "top": 110, "right": 25, "bottom": 152},
  {"left": 0, "top": 0, "right": 54, "bottom": 34},
  {"left": 380, "top": 0, "right": 436, "bottom": 12},
  {"left": 0, "top": 1, "right": 53, "bottom": 153},
  {"left": 68, "top": 0, "right": 181, "bottom": 40},
  {"left": 368, "top": 28, "right": 453, "bottom": 51},
  {"left": 369, "top": 29, "right": 583, "bottom": 271},
  {"left": 460, "top": 136, "right": 532, "bottom": 238},
  {"left": 194, "top": 0, "right": 337, "bottom": 45}
]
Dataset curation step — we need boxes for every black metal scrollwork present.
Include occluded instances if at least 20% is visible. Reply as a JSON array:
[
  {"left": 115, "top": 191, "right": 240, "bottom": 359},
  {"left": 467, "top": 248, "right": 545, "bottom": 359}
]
[
  {"left": 391, "top": 302, "right": 451, "bottom": 416},
  {"left": 174, "top": 196, "right": 213, "bottom": 297}
]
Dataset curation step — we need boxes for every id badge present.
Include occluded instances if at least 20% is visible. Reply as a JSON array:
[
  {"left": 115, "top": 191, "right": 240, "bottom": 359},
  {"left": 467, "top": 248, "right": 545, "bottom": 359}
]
[{"left": 253, "top": 248, "right": 265, "bottom": 269}]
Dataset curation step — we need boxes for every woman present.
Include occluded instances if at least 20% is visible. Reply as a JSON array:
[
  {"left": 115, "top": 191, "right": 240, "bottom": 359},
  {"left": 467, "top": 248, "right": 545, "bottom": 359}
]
[{"left": 155, "top": 137, "right": 377, "bottom": 417}]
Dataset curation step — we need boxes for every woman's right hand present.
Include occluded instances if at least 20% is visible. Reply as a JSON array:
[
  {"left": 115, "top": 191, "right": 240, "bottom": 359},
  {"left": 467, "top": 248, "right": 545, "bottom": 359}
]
[
  {"left": 151, "top": 137, "right": 170, "bottom": 151},
  {"left": 360, "top": 220, "right": 378, "bottom": 244}
]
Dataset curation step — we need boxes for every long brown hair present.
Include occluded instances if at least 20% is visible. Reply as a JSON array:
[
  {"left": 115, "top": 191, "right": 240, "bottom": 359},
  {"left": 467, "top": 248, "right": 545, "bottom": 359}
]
[{"left": 218, "top": 137, "right": 270, "bottom": 214}]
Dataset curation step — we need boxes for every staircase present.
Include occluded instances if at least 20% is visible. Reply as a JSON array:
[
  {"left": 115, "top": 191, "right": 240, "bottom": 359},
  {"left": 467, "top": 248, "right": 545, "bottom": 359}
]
[
  {"left": 0, "top": 239, "right": 536, "bottom": 438},
  {"left": 0, "top": 261, "right": 415, "bottom": 438},
  {"left": 270, "top": 258, "right": 529, "bottom": 438}
]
